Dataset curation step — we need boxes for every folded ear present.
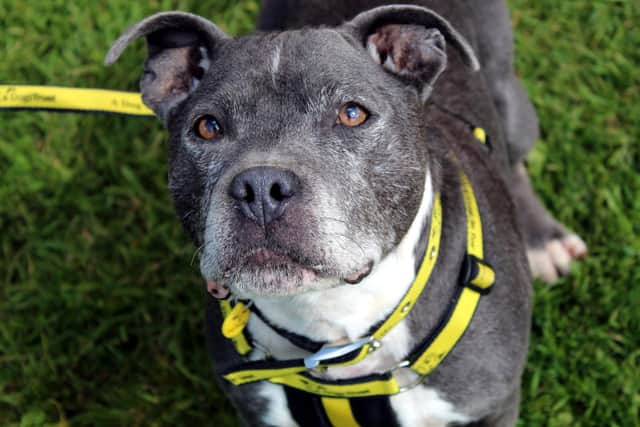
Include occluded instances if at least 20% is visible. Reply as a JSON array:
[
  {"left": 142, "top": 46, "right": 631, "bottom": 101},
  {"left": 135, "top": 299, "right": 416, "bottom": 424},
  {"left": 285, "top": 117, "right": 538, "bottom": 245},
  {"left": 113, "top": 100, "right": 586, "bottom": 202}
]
[
  {"left": 105, "top": 12, "right": 230, "bottom": 123},
  {"left": 346, "top": 5, "right": 480, "bottom": 100}
]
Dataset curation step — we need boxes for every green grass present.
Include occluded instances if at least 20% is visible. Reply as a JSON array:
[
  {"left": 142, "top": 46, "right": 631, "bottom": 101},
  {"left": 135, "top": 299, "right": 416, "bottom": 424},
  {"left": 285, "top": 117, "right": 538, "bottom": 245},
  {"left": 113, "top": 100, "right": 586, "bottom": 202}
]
[{"left": 0, "top": 0, "right": 638, "bottom": 426}]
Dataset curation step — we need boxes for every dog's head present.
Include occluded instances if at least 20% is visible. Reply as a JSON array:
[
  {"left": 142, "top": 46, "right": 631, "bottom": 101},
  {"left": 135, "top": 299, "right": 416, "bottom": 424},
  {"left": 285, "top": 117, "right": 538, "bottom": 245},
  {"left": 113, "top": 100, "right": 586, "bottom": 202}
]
[{"left": 106, "top": 6, "right": 478, "bottom": 298}]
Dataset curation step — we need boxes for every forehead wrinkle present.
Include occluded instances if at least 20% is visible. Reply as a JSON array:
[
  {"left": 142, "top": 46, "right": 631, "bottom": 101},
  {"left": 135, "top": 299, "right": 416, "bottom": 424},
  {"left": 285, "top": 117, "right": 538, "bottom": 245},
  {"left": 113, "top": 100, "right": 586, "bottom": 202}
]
[
  {"left": 215, "top": 83, "right": 251, "bottom": 118},
  {"left": 211, "top": 29, "right": 385, "bottom": 135},
  {"left": 270, "top": 42, "right": 282, "bottom": 81},
  {"left": 305, "top": 82, "right": 342, "bottom": 117}
]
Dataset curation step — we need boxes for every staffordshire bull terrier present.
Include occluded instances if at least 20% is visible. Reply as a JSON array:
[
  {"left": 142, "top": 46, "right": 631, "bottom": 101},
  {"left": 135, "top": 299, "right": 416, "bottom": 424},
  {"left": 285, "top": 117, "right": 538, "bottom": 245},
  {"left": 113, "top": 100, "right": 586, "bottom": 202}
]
[{"left": 105, "top": 1, "right": 586, "bottom": 425}]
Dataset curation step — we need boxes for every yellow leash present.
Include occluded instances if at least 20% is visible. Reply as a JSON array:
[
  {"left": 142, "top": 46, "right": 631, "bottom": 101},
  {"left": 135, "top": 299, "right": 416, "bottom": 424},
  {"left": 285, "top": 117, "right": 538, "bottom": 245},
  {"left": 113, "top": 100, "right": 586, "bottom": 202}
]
[{"left": 0, "top": 85, "right": 153, "bottom": 116}]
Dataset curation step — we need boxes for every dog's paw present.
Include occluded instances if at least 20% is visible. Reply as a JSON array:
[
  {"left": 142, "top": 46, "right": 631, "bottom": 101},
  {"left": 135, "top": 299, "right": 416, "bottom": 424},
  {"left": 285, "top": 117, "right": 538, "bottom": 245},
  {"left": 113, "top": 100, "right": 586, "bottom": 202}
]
[{"left": 526, "top": 233, "right": 587, "bottom": 283}]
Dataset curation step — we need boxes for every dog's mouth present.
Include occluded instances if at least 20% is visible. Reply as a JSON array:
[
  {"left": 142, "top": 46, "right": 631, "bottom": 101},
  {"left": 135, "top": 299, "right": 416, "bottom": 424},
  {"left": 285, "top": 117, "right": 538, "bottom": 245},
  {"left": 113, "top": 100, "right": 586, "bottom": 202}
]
[
  {"left": 239, "top": 247, "right": 322, "bottom": 278},
  {"left": 245, "top": 248, "right": 301, "bottom": 267},
  {"left": 206, "top": 246, "right": 374, "bottom": 298}
]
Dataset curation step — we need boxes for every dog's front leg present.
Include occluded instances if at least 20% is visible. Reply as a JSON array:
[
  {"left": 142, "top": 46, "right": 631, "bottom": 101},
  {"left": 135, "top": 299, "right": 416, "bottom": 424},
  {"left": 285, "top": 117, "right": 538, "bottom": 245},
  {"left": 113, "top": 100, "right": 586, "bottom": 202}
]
[
  {"left": 509, "top": 163, "right": 587, "bottom": 282},
  {"left": 468, "top": 0, "right": 587, "bottom": 281}
]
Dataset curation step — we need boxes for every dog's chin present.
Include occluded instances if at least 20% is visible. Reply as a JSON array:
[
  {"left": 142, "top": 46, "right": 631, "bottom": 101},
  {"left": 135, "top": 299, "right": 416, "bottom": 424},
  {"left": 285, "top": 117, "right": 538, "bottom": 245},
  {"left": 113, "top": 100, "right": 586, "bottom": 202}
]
[
  {"left": 225, "top": 263, "right": 328, "bottom": 298},
  {"left": 203, "top": 247, "right": 376, "bottom": 298},
  {"left": 218, "top": 260, "right": 375, "bottom": 298}
]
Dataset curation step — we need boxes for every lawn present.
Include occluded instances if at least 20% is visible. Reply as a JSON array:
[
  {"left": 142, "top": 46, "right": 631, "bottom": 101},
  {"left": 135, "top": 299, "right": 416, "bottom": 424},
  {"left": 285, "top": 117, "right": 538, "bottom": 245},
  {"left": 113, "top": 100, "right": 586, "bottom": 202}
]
[{"left": 0, "top": 1, "right": 638, "bottom": 426}]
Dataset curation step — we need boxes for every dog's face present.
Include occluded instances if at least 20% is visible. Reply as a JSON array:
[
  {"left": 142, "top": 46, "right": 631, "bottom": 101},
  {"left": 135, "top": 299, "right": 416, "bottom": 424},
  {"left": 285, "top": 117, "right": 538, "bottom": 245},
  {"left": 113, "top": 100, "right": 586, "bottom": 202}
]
[
  {"left": 106, "top": 6, "right": 478, "bottom": 298},
  {"left": 175, "top": 29, "right": 428, "bottom": 297}
]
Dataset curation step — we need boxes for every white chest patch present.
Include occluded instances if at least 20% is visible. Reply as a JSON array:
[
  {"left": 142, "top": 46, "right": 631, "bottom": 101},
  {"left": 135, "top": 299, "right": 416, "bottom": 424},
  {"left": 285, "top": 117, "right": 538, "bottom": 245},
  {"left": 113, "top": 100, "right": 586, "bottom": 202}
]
[
  {"left": 390, "top": 387, "right": 472, "bottom": 426},
  {"left": 249, "top": 170, "right": 434, "bottom": 345},
  {"left": 258, "top": 382, "right": 471, "bottom": 427},
  {"left": 258, "top": 382, "right": 300, "bottom": 427}
]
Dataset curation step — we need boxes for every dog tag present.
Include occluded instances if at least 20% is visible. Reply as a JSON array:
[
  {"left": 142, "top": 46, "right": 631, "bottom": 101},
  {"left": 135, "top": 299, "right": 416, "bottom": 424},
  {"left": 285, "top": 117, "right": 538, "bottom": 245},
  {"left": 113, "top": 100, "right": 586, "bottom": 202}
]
[
  {"left": 222, "top": 302, "right": 251, "bottom": 338},
  {"left": 472, "top": 127, "right": 487, "bottom": 144}
]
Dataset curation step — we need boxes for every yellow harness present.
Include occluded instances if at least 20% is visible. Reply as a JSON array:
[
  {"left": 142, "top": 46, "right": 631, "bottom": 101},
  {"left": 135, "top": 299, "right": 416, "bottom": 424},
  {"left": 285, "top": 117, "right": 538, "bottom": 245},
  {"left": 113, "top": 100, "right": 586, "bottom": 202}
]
[{"left": 217, "top": 166, "right": 495, "bottom": 417}]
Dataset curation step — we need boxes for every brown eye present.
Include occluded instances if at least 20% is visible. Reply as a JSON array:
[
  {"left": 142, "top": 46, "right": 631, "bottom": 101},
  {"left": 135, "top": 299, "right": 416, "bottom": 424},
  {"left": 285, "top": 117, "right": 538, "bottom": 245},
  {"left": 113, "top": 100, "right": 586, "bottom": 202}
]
[
  {"left": 195, "top": 115, "right": 222, "bottom": 140},
  {"left": 338, "top": 103, "right": 369, "bottom": 127}
]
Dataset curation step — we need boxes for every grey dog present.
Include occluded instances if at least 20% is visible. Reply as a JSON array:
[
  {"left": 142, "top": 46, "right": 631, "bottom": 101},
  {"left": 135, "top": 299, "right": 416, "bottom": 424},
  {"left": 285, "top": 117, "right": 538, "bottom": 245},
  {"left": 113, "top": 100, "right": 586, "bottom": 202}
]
[{"left": 106, "top": 1, "right": 586, "bottom": 425}]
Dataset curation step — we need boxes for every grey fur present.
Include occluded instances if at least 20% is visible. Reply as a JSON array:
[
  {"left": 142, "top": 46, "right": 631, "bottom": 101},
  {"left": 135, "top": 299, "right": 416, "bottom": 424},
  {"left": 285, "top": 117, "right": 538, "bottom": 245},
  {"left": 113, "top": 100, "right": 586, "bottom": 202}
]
[
  {"left": 256, "top": 0, "right": 583, "bottom": 265},
  {"left": 464, "top": 0, "right": 540, "bottom": 164}
]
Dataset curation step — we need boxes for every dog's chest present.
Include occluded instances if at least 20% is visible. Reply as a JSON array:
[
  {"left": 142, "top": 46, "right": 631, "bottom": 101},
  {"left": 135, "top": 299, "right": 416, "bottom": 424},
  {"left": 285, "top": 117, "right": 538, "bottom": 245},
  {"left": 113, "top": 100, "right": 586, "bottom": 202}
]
[
  {"left": 250, "top": 315, "right": 471, "bottom": 427},
  {"left": 257, "top": 380, "right": 472, "bottom": 427},
  {"left": 245, "top": 172, "right": 471, "bottom": 426}
]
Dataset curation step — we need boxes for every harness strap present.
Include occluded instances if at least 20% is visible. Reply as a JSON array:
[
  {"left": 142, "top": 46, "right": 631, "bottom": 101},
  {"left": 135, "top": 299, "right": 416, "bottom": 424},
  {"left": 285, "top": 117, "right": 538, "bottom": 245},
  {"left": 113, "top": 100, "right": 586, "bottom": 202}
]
[
  {"left": 269, "top": 372, "right": 400, "bottom": 398},
  {"left": 221, "top": 194, "right": 444, "bottom": 386},
  {"left": 219, "top": 171, "right": 495, "bottom": 399},
  {"left": 321, "top": 398, "right": 361, "bottom": 427},
  {"left": 250, "top": 303, "right": 325, "bottom": 352},
  {"left": 408, "top": 172, "right": 493, "bottom": 376},
  {"left": 284, "top": 387, "right": 401, "bottom": 427}
]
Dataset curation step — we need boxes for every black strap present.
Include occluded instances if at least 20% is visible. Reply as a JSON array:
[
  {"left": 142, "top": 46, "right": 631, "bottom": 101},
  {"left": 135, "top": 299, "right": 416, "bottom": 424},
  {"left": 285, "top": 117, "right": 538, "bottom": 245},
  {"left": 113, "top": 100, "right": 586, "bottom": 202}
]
[
  {"left": 247, "top": 235, "right": 434, "bottom": 355},
  {"left": 430, "top": 101, "right": 492, "bottom": 152},
  {"left": 284, "top": 387, "right": 402, "bottom": 427},
  {"left": 285, "top": 387, "right": 332, "bottom": 427},
  {"left": 350, "top": 395, "right": 401, "bottom": 427},
  {"left": 250, "top": 303, "right": 326, "bottom": 353}
]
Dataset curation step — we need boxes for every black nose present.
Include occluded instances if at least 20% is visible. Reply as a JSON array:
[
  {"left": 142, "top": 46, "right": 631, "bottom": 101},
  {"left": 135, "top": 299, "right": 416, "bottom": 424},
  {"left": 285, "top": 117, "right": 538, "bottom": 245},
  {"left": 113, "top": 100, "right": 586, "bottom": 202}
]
[{"left": 229, "top": 167, "right": 300, "bottom": 226}]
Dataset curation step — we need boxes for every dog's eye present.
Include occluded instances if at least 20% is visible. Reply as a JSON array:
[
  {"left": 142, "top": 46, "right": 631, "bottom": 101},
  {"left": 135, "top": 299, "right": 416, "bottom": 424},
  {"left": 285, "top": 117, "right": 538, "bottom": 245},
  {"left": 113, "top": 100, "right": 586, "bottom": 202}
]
[
  {"left": 195, "top": 116, "right": 222, "bottom": 140},
  {"left": 338, "top": 103, "right": 369, "bottom": 127}
]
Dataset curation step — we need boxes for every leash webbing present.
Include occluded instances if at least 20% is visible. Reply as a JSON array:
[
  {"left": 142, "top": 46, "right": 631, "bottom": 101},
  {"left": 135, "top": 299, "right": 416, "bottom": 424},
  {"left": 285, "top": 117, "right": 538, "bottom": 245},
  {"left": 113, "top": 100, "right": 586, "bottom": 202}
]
[{"left": 0, "top": 85, "right": 153, "bottom": 116}]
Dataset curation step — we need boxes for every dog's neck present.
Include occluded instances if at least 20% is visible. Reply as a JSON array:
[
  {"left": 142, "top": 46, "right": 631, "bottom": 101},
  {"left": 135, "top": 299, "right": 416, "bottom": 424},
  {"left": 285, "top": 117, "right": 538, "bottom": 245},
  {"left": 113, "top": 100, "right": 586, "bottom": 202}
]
[{"left": 250, "top": 168, "right": 435, "bottom": 344}]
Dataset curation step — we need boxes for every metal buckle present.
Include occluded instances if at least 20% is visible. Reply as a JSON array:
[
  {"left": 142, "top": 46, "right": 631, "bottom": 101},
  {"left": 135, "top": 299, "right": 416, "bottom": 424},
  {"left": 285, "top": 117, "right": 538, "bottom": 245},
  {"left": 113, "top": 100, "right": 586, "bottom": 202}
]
[
  {"left": 390, "top": 360, "right": 427, "bottom": 393},
  {"left": 303, "top": 337, "right": 380, "bottom": 369}
]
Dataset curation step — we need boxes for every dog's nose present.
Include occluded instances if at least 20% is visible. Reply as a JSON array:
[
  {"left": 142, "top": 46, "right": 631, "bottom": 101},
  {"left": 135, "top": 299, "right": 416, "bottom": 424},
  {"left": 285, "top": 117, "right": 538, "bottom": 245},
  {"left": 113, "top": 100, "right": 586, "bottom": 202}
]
[{"left": 229, "top": 167, "right": 300, "bottom": 226}]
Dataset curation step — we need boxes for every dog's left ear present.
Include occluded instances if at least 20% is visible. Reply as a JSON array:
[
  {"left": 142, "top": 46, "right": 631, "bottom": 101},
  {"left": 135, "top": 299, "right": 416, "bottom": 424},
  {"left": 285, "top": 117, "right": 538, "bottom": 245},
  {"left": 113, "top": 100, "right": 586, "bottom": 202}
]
[{"left": 346, "top": 5, "right": 480, "bottom": 100}]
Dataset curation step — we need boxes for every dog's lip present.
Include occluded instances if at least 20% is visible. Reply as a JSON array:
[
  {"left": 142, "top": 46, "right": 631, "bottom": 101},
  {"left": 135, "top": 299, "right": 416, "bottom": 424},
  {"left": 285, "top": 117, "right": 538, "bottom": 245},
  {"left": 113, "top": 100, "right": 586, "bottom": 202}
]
[
  {"left": 213, "top": 247, "right": 374, "bottom": 288},
  {"left": 245, "top": 247, "right": 294, "bottom": 266},
  {"left": 343, "top": 261, "right": 374, "bottom": 285},
  {"left": 207, "top": 280, "right": 230, "bottom": 299},
  {"left": 239, "top": 247, "right": 325, "bottom": 275}
]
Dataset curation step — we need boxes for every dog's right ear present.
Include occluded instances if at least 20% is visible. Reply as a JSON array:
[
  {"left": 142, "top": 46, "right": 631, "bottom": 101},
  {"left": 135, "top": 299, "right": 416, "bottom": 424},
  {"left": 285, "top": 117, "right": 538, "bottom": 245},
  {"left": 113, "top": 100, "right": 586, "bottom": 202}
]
[{"left": 105, "top": 12, "right": 229, "bottom": 123}]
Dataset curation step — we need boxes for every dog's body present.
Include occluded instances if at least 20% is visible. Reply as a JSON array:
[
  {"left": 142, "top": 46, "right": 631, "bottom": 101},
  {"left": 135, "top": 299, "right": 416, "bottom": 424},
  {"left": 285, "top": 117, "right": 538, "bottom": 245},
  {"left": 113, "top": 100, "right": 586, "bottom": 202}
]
[{"left": 106, "top": 1, "right": 586, "bottom": 425}]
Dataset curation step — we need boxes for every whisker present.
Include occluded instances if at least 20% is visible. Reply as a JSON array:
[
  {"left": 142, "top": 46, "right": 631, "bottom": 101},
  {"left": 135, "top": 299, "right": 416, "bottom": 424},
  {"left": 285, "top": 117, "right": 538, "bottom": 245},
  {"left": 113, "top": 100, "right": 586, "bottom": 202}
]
[{"left": 190, "top": 242, "right": 206, "bottom": 266}]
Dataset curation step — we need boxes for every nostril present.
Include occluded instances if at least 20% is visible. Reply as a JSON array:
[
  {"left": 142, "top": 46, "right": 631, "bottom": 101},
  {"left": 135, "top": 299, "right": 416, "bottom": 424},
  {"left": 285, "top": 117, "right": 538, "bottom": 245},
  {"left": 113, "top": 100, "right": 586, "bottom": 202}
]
[
  {"left": 270, "top": 183, "right": 285, "bottom": 202},
  {"left": 244, "top": 182, "right": 255, "bottom": 203}
]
